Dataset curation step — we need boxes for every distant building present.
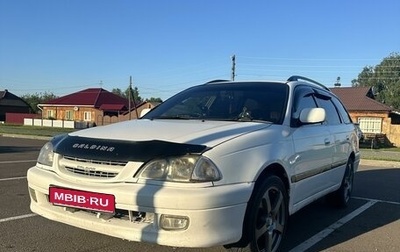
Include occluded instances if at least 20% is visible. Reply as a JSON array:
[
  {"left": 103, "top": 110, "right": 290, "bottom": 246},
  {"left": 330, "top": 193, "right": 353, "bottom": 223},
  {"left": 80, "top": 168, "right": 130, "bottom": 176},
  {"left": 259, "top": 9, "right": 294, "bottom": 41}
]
[
  {"left": 0, "top": 89, "right": 33, "bottom": 122},
  {"left": 38, "top": 88, "right": 159, "bottom": 126},
  {"left": 331, "top": 86, "right": 400, "bottom": 146}
]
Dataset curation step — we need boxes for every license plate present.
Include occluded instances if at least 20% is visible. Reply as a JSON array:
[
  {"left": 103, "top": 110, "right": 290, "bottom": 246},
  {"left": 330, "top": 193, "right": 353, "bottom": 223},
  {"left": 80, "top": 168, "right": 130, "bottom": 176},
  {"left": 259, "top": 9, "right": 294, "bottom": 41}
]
[{"left": 49, "top": 187, "right": 115, "bottom": 213}]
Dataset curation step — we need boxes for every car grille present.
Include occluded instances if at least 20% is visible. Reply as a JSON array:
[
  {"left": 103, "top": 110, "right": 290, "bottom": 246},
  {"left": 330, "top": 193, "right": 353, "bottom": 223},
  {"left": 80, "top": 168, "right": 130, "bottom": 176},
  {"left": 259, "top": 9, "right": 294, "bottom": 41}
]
[
  {"left": 61, "top": 156, "right": 127, "bottom": 178},
  {"left": 62, "top": 205, "right": 154, "bottom": 224}
]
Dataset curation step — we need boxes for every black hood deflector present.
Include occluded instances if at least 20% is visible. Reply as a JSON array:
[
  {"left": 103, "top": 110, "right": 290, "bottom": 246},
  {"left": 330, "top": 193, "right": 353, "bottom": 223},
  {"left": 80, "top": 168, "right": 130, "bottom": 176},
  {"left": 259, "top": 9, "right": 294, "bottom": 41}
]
[{"left": 53, "top": 135, "right": 208, "bottom": 163}]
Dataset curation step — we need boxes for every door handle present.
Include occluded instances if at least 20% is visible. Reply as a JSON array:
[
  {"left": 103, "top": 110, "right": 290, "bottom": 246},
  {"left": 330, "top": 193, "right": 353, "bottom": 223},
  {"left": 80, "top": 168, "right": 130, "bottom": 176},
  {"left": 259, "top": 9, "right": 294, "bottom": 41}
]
[{"left": 324, "top": 138, "right": 331, "bottom": 145}]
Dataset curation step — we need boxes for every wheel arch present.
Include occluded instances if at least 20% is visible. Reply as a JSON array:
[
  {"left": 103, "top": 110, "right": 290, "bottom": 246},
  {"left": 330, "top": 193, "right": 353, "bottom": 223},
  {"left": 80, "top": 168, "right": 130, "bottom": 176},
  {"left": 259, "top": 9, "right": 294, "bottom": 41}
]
[
  {"left": 348, "top": 151, "right": 357, "bottom": 173},
  {"left": 254, "top": 162, "right": 290, "bottom": 196}
]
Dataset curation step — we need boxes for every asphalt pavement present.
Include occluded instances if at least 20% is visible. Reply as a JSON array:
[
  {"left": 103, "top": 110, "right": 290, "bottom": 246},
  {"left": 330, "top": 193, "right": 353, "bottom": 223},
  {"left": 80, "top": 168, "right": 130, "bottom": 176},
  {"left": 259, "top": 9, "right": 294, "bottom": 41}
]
[{"left": 2, "top": 136, "right": 400, "bottom": 252}]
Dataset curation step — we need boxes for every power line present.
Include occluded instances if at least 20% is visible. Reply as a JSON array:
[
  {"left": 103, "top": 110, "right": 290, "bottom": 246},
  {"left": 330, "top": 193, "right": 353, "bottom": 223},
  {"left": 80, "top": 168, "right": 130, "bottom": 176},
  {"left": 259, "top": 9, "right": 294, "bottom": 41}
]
[{"left": 239, "top": 56, "right": 400, "bottom": 61}]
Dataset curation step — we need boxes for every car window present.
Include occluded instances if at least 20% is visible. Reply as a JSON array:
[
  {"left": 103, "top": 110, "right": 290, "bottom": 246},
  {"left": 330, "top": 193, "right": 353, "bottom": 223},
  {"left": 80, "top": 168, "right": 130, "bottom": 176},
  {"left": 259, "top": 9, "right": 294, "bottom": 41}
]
[
  {"left": 315, "top": 94, "right": 341, "bottom": 125},
  {"left": 331, "top": 96, "right": 352, "bottom": 124},
  {"left": 291, "top": 86, "right": 318, "bottom": 127},
  {"left": 143, "top": 82, "right": 289, "bottom": 123}
]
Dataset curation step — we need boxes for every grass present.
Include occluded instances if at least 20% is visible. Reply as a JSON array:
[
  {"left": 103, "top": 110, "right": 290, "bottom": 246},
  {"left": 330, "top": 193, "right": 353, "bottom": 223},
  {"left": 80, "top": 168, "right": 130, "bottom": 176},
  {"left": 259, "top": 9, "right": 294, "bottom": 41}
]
[
  {"left": 360, "top": 145, "right": 400, "bottom": 151},
  {"left": 370, "top": 147, "right": 400, "bottom": 152},
  {"left": 0, "top": 124, "right": 76, "bottom": 137}
]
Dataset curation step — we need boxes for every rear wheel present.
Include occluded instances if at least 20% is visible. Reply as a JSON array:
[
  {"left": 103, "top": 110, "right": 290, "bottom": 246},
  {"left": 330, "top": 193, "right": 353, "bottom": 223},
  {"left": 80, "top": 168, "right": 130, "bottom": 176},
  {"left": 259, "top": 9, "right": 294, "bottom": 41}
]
[
  {"left": 225, "top": 176, "right": 288, "bottom": 252},
  {"left": 328, "top": 158, "right": 354, "bottom": 207}
]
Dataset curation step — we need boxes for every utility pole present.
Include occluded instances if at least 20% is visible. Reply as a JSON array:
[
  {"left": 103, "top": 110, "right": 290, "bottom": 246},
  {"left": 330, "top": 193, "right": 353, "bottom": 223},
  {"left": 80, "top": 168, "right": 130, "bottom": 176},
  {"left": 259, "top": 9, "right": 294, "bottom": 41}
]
[
  {"left": 128, "top": 76, "right": 132, "bottom": 120},
  {"left": 129, "top": 76, "right": 139, "bottom": 119},
  {"left": 231, "top": 55, "right": 236, "bottom": 81}
]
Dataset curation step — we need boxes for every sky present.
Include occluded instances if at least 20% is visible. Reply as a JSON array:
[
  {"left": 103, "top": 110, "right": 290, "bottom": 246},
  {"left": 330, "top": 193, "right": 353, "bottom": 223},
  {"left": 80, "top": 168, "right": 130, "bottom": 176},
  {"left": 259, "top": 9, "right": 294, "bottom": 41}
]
[{"left": 0, "top": 0, "right": 399, "bottom": 101}]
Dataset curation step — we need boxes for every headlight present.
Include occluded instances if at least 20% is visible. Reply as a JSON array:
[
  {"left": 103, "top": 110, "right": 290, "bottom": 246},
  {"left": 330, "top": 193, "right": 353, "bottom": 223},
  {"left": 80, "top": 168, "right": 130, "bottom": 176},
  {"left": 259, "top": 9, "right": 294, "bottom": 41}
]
[
  {"left": 138, "top": 155, "right": 221, "bottom": 182},
  {"left": 37, "top": 142, "right": 55, "bottom": 168}
]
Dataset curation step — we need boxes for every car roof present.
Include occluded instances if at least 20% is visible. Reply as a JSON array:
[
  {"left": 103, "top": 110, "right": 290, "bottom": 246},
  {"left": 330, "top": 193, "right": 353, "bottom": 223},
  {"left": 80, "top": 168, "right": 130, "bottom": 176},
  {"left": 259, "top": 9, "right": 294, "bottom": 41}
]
[{"left": 205, "top": 75, "right": 330, "bottom": 92}]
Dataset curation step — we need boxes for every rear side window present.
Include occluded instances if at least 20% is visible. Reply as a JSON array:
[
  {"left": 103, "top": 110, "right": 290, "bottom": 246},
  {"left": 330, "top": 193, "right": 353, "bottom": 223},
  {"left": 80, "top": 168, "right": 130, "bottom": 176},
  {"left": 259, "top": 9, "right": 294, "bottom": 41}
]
[
  {"left": 331, "top": 97, "right": 352, "bottom": 124},
  {"left": 315, "top": 95, "right": 341, "bottom": 125}
]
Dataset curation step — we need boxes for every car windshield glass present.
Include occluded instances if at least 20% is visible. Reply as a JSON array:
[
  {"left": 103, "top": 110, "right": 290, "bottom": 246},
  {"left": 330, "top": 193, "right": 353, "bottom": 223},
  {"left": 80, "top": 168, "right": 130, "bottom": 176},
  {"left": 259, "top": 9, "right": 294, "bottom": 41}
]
[{"left": 142, "top": 82, "right": 289, "bottom": 124}]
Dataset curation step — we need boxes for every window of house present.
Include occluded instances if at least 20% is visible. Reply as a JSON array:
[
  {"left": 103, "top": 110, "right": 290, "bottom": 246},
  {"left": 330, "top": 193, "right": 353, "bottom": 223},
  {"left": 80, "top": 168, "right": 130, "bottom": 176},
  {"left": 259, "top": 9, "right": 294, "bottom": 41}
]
[
  {"left": 47, "top": 110, "right": 55, "bottom": 119},
  {"left": 358, "top": 117, "right": 382, "bottom": 133},
  {"left": 65, "top": 110, "right": 74, "bottom": 121},
  {"left": 84, "top": 111, "right": 92, "bottom": 121}
]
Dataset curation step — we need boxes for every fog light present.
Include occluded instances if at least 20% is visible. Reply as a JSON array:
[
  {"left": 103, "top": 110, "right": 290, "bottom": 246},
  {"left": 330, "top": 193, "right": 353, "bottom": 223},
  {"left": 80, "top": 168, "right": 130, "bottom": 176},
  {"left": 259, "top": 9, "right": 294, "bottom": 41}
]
[
  {"left": 160, "top": 215, "right": 189, "bottom": 230},
  {"left": 29, "top": 187, "right": 37, "bottom": 203}
]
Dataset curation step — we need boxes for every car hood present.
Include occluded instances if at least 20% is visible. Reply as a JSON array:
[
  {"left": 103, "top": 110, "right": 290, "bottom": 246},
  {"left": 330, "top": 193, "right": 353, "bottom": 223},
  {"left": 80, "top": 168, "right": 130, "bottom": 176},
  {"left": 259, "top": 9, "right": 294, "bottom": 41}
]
[{"left": 69, "top": 119, "right": 271, "bottom": 147}]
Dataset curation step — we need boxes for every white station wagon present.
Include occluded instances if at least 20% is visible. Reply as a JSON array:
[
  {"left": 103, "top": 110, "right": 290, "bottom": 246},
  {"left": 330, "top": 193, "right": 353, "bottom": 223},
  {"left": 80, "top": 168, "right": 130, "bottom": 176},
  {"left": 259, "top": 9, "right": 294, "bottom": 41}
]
[{"left": 27, "top": 76, "right": 360, "bottom": 252}]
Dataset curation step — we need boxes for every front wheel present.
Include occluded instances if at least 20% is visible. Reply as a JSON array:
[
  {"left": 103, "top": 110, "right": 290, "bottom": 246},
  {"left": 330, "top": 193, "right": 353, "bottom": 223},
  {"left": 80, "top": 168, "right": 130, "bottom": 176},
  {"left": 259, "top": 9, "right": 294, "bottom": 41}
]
[{"left": 225, "top": 176, "right": 289, "bottom": 252}]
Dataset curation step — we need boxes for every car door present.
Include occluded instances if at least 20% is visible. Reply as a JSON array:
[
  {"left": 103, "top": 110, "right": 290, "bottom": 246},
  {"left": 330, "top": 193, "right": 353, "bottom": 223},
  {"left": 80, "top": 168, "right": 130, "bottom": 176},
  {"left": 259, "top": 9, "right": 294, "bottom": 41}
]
[
  {"left": 330, "top": 95, "right": 357, "bottom": 178},
  {"left": 315, "top": 93, "right": 352, "bottom": 184},
  {"left": 290, "top": 87, "right": 335, "bottom": 206}
]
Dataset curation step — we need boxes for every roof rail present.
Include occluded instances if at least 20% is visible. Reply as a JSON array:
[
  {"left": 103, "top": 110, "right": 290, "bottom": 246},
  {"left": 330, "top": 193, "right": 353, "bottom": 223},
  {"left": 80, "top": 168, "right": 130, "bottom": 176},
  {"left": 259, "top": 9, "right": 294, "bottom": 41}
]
[
  {"left": 205, "top": 79, "right": 229, "bottom": 84},
  {"left": 287, "top": 75, "right": 329, "bottom": 91}
]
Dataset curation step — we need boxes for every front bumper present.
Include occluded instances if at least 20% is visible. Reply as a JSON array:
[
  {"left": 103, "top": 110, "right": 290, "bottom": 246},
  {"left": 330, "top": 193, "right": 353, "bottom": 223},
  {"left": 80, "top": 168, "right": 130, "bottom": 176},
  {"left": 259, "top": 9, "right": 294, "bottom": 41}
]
[{"left": 27, "top": 166, "right": 253, "bottom": 248}]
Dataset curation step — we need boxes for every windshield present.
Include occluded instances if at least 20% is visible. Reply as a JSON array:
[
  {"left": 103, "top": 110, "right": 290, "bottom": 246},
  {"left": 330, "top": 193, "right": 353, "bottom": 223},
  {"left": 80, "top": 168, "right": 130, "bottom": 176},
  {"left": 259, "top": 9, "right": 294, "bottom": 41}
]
[{"left": 142, "top": 82, "right": 289, "bottom": 124}]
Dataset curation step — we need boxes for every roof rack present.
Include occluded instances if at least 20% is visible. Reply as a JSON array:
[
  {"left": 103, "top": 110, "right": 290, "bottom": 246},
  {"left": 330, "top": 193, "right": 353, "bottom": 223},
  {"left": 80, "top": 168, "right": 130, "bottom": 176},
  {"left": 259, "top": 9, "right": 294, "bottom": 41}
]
[
  {"left": 287, "top": 75, "right": 330, "bottom": 91},
  {"left": 205, "top": 79, "right": 230, "bottom": 84}
]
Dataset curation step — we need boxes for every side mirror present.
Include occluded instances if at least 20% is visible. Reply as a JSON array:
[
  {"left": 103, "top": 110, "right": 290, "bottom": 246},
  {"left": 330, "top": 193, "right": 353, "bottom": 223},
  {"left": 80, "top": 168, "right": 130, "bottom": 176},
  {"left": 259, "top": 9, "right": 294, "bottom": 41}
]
[{"left": 299, "top": 108, "right": 325, "bottom": 124}]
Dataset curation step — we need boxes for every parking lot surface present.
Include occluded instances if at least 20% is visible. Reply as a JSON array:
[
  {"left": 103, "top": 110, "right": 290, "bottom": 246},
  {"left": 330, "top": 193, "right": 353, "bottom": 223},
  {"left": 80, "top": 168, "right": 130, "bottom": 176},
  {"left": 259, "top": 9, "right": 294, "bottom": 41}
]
[{"left": 1, "top": 136, "right": 399, "bottom": 251}]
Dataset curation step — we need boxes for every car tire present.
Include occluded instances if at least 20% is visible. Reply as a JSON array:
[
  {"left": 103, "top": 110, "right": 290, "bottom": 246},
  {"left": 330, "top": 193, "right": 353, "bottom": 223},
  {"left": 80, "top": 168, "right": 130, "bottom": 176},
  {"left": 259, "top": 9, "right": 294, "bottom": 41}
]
[
  {"left": 328, "top": 158, "right": 354, "bottom": 208},
  {"left": 225, "top": 175, "right": 288, "bottom": 252}
]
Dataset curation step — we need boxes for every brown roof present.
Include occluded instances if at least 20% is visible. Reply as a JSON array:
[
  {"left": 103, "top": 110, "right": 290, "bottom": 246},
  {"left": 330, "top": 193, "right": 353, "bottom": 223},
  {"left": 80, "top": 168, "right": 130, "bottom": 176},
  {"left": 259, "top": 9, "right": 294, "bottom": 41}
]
[
  {"left": 330, "top": 87, "right": 392, "bottom": 112},
  {"left": 41, "top": 88, "right": 130, "bottom": 110},
  {"left": 99, "top": 103, "right": 126, "bottom": 111}
]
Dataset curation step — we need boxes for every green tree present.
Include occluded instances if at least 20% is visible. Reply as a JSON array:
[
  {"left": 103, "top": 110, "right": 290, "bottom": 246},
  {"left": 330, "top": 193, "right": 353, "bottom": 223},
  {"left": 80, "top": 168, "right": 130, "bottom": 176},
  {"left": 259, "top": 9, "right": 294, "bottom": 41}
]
[
  {"left": 21, "top": 92, "right": 58, "bottom": 113},
  {"left": 146, "top": 97, "right": 163, "bottom": 103},
  {"left": 125, "top": 86, "right": 143, "bottom": 104},
  {"left": 112, "top": 86, "right": 143, "bottom": 103},
  {"left": 112, "top": 86, "right": 163, "bottom": 104},
  {"left": 352, "top": 52, "right": 400, "bottom": 109},
  {"left": 111, "top": 88, "right": 124, "bottom": 97},
  {"left": 351, "top": 66, "right": 375, "bottom": 87}
]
